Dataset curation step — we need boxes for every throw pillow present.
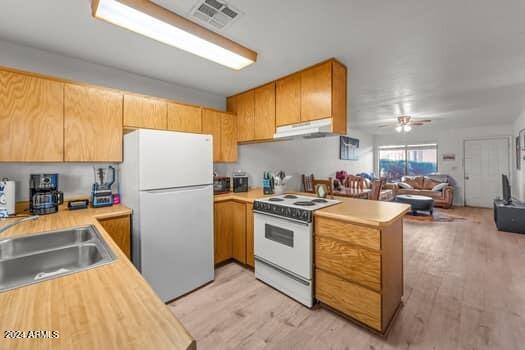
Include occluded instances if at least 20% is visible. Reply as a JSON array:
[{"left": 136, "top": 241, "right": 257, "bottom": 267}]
[
  {"left": 432, "top": 182, "right": 448, "bottom": 192},
  {"left": 398, "top": 182, "right": 413, "bottom": 189}
]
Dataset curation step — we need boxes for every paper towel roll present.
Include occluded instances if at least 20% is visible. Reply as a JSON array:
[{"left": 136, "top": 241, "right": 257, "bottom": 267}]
[{"left": 0, "top": 180, "right": 16, "bottom": 215}]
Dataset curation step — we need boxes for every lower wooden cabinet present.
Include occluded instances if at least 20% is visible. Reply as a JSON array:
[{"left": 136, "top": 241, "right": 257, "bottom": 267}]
[
  {"left": 314, "top": 216, "right": 403, "bottom": 333},
  {"left": 98, "top": 215, "right": 131, "bottom": 259},
  {"left": 231, "top": 202, "right": 247, "bottom": 264},
  {"left": 213, "top": 200, "right": 254, "bottom": 266},
  {"left": 214, "top": 201, "right": 233, "bottom": 264},
  {"left": 246, "top": 203, "right": 254, "bottom": 267}
]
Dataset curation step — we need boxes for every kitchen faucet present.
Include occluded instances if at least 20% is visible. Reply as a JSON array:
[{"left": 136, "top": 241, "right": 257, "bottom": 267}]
[{"left": 0, "top": 215, "right": 39, "bottom": 235}]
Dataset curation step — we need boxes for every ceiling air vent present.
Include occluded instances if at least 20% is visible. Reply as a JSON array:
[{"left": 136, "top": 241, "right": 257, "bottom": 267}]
[{"left": 190, "top": 0, "right": 241, "bottom": 29}]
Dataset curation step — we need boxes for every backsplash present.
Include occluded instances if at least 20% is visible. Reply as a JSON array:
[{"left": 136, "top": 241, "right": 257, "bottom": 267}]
[{"left": 0, "top": 163, "right": 119, "bottom": 202}]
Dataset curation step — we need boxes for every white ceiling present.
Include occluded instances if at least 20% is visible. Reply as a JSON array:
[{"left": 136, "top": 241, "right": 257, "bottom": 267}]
[{"left": 1, "top": 0, "right": 525, "bottom": 134}]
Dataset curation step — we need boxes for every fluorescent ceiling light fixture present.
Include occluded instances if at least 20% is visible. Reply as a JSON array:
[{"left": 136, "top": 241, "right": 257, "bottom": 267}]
[{"left": 91, "top": 0, "right": 257, "bottom": 70}]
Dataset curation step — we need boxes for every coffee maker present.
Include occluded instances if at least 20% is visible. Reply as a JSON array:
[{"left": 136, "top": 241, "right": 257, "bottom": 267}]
[
  {"left": 91, "top": 166, "right": 115, "bottom": 208},
  {"left": 29, "top": 174, "right": 63, "bottom": 215}
]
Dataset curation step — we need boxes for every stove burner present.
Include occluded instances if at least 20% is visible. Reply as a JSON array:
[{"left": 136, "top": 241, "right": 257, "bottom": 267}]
[
  {"left": 312, "top": 198, "right": 328, "bottom": 203},
  {"left": 294, "top": 201, "right": 316, "bottom": 206},
  {"left": 269, "top": 197, "right": 284, "bottom": 202},
  {"left": 284, "top": 194, "right": 298, "bottom": 199}
]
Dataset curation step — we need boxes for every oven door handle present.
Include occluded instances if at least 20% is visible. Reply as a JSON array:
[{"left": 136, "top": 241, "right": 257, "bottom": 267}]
[
  {"left": 255, "top": 256, "right": 311, "bottom": 286},
  {"left": 253, "top": 210, "right": 311, "bottom": 226}
]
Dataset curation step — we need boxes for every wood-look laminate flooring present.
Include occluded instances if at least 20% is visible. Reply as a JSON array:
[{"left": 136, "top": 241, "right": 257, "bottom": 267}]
[{"left": 169, "top": 208, "right": 525, "bottom": 349}]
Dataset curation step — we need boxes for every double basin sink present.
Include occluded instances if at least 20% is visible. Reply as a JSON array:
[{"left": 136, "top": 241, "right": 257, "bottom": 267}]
[{"left": 0, "top": 225, "right": 116, "bottom": 292}]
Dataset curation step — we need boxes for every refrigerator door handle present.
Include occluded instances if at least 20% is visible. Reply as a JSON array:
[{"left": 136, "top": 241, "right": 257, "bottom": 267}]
[{"left": 142, "top": 184, "right": 213, "bottom": 194}]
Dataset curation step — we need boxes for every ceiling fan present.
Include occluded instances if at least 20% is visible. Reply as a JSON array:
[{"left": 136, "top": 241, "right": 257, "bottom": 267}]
[{"left": 378, "top": 115, "right": 431, "bottom": 132}]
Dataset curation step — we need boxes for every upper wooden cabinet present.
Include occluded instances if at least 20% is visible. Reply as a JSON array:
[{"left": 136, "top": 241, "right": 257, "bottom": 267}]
[
  {"left": 124, "top": 94, "right": 167, "bottom": 130},
  {"left": 202, "top": 109, "right": 237, "bottom": 162},
  {"left": 0, "top": 70, "right": 64, "bottom": 162},
  {"left": 301, "top": 60, "right": 347, "bottom": 133},
  {"left": 227, "top": 83, "right": 275, "bottom": 143},
  {"left": 220, "top": 112, "right": 237, "bottom": 162},
  {"left": 167, "top": 102, "right": 202, "bottom": 133},
  {"left": 301, "top": 61, "right": 332, "bottom": 121},
  {"left": 64, "top": 84, "right": 123, "bottom": 162},
  {"left": 202, "top": 109, "right": 221, "bottom": 161},
  {"left": 276, "top": 74, "right": 301, "bottom": 127},
  {"left": 228, "top": 90, "right": 254, "bottom": 142},
  {"left": 228, "top": 58, "right": 347, "bottom": 138},
  {"left": 254, "top": 83, "right": 276, "bottom": 140}
]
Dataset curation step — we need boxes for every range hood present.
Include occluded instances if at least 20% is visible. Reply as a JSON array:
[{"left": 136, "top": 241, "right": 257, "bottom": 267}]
[{"left": 273, "top": 118, "right": 333, "bottom": 139}]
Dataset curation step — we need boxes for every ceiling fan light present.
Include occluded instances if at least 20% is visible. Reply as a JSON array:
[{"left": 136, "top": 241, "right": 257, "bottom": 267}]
[
  {"left": 395, "top": 125, "right": 403, "bottom": 133},
  {"left": 91, "top": 0, "right": 257, "bottom": 70},
  {"left": 403, "top": 125, "right": 412, "bottom": 132}
]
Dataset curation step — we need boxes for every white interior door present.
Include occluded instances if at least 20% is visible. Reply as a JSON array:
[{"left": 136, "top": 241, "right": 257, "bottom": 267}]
[{"left": 464, "top": 138, "right": 510, "bottom": 207}]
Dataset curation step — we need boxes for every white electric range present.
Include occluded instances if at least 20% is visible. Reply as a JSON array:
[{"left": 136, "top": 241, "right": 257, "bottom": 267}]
[{"left": 253, "top": 194, "right": 340, "bottom": 307}]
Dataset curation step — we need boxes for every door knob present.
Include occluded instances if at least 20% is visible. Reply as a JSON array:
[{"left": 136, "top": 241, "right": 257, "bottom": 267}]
[{"left": 465, "top": 176, "right": 470, "bottom": 180}]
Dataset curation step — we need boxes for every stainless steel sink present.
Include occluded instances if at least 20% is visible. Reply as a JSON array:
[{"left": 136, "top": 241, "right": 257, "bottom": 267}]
[{"left": 0, "top": 225, "right": 116, "bottom": 292}]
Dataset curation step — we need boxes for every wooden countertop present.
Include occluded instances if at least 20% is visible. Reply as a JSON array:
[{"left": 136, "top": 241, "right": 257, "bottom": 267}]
[
  {"left": 0, "top": 205, "right": 195, "bottom": 350},
  {"left": 215, "top": 188, "right": 410, "bottom": 227},
  {"left": 314, "top": 197, "right": 410, "bottom": 228},
  {"left": 214, "top": 188, "right": 269, "bottom": 203}
]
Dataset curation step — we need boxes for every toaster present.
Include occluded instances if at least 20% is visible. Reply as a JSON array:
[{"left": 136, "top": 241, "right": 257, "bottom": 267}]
[
  {"left": 213, "top": 176, "right": 231, "bottom": 194},
  {"left": 232, "top": 172, "right": 249, "bottom": 193}
]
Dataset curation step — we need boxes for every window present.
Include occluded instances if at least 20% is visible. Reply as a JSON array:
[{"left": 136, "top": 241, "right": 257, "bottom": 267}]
[{"left": 378, "top": 144, "right": 438, "bottom": 181}]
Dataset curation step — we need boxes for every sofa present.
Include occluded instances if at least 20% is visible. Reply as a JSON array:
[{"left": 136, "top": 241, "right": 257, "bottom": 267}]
[{"left": 394, "top": 176, "right": 454, "bottom": 209}]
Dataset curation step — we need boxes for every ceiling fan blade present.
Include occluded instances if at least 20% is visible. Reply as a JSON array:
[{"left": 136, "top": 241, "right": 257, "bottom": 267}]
[
  {"left": 409, "top": 122, "right": 425, "bottom": 126},
  {"left": 377, "top": 124, "right": 395, "bottom": 128},
  {"left": 412, "top": 119, "right": 432, "bottom": 123}
]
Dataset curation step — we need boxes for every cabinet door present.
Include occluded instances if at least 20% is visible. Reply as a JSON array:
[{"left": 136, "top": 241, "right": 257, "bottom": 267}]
[
  {"left": 231, "top": 202, "right": 246, "bottom": 264},
  {"left": 220, "top": 112, "right": 237, "bottom": 162},
  {"left": 202, "top": 109, "right": 221, "bottom": 161},
  {"left": 246, "top": 203, "right": 254, "bottom": 267},
  {"left": 167, "top": 102, "right": 202, "bottom": 133},
  {"left": 301, "top": 61, "right": 332, "bottom": 122},
  {"left": 214, "top": 201, "right": 232, "bottom": 264},
  {"left": 229, "top": 91, "right": 255, "bottom": 142},
  {"left": 254, "top": 83, "right": 275, "bottom": 140},
  {"left": 276, "top": 74, "right": 301, "bottom": 126},
  {"left": 99, "top": 215, "right": 131, "bottom": 259},
  {"left": 0, "top": 70, "right": 64, "bottom": 161},
  {"left": 123, "top": 94, "right": 167, "bottom": 129},
  {"left": 64, "top": 84, "right": 123, "bottom": 162}
]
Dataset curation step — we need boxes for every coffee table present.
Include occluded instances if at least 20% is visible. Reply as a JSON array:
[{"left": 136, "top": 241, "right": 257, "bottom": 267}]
[{"left": 396, "top": 194, "right": 434, "bottom": 215}]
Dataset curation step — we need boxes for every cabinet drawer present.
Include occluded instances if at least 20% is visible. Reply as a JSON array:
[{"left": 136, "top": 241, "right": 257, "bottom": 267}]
[
  {"left": 315, "top": 236, "right": 381, "bottom": 291},
  {"left": 315, "top": 269, "right": 381, "bottom": 331},
  {"left": 315, "top": 217, "right": 380, "bottom": 250}
]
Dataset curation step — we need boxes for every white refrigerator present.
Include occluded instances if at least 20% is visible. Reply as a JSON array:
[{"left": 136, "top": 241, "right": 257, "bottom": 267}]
[{"left": 120, "top": 129, "right": 214, "bottom": 302}]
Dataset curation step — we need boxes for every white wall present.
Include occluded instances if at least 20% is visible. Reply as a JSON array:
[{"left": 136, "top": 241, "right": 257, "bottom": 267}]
[
  {"left": 215, "top": 129, "right": 375, "bottom": 191},
  {"left": 375, "top": 124, "right": 514, "bottom": 206},
  {"left": 513, "top": 110, "right": 525, "bottom": 202},
  {"left": 0, "top": 164, "right": 121, "bottom": 202},
  {"left": 0, "top": 39, "right": 225, "bottom": 201},
  {"left": 0, "top": 39, "right": 225, "bottom": 108}
]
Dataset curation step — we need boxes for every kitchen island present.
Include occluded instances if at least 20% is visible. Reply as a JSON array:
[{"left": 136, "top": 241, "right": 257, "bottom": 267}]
[
  {"left": 0, "top": 205, "right": 195, "bottom": 350},
  {"left": 214, "top": 189, "right": 409, "bottom": 334},
  {"left": 315, "top": 197, "right": 410, "bottom": 334}
]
